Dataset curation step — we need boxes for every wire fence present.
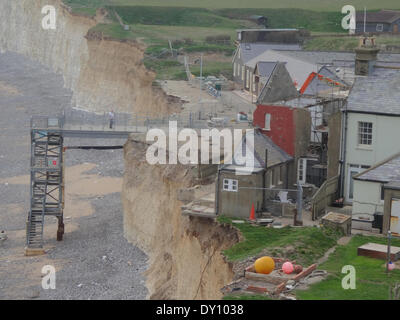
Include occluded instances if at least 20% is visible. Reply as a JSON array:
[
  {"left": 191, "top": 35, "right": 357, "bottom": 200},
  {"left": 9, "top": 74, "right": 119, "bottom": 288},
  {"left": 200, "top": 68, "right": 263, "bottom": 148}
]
[{"left": 59, "top": 108, "right": 246, "bottom": 132}]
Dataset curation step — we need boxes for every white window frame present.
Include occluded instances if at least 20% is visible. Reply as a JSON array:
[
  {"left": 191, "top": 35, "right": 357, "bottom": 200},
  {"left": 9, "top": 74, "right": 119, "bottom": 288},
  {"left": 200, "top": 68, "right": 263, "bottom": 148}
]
[
  {"left": 275, "top": 167, "right": 280, "bottom": 186},
  {"left": 270, "top": 171, "right": 275, "bottom": 188},
  {"left": 376, "top": 24, "right": 384, "bottom": 32},
  {"left": 278, "top": 166, "right": 283, "bottom": 185},
  {"left": 223, "top": 179, "right": 238, "bottom": 192},
  {"left": 358, "top": 121, "right": 373, "bottom": 146},
  {"left": 264, "top": 113, "right": 271, "bottom": 131},
  {"left": 297, "top": 158, "right": 307, "bottom": 185}
]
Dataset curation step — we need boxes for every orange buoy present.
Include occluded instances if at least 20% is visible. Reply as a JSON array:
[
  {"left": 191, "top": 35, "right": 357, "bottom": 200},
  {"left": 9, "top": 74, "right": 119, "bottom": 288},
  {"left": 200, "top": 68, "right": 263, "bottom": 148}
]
[{"left": 254, "top": 256, "right": 275, "bottom": 274}]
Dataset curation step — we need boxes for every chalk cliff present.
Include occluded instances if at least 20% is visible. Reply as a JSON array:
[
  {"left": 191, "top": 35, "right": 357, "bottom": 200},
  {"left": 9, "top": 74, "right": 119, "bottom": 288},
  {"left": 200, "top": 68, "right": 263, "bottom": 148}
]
[
  {"left": 122, "top": 137, "right": 239, "bottom": 299},
  {"left": 0, "top": 0, "right": 174, "bottom": 115}
]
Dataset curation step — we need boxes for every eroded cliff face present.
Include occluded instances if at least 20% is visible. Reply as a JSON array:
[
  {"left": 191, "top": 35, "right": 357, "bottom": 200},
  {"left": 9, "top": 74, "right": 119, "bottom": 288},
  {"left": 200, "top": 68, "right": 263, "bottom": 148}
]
[
  {"left": 0, "top": 0, "right": 174, "bottom": 115},
  {"left": 122, "top": 137, "right": 240, "bottom": 299}
]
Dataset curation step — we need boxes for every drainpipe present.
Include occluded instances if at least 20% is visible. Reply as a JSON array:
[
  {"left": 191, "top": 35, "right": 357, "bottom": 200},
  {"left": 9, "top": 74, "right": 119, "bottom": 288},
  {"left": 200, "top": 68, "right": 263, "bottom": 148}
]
[
  {"left": 339, "top": 101, "right": 348, "bottom": 199},
  {"left": 263, "top": 149, "right": 268, "bottom": 209},
  {"left": 215, "top": 164, "right": 221, "bottom": 215}
]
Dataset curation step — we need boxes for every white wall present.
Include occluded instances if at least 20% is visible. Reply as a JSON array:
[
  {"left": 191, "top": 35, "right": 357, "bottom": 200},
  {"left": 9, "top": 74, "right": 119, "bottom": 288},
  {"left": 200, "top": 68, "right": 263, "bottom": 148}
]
[
  {"left": 344, "top": 112, "right": 400, "bottom": 202},
  {"left": 352, "top": 180, "right": 383, "bottom": 217}
]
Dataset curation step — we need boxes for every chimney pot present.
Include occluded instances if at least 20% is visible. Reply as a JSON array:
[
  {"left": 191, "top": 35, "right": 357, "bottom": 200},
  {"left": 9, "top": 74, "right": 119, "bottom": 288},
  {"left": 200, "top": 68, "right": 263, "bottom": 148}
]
[{"left": 355, "top": 36, "right": 380, "bottom": 76}]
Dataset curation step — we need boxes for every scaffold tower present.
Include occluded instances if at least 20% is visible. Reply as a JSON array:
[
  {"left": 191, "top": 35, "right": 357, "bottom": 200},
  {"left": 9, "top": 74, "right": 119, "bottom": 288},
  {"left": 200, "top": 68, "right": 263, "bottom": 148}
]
[{"left": 26, "top": 117, "right": 64, "bottom": 255}]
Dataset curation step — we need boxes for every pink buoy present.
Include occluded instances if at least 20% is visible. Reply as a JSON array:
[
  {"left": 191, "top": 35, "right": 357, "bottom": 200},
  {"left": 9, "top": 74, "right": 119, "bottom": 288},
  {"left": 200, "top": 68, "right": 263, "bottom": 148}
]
[
  {"left": 282, "top": 261, "right": 294, "bottom": 274},
  {"left": 388, "top": 261, "right": 395, "bottom": 271}
]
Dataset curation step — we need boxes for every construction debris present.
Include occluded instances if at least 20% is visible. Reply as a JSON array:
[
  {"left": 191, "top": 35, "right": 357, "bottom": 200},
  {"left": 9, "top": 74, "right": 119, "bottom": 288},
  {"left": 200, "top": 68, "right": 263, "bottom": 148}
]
[{"left": 223, "top": 257, "right": 322, "bottom": 298}]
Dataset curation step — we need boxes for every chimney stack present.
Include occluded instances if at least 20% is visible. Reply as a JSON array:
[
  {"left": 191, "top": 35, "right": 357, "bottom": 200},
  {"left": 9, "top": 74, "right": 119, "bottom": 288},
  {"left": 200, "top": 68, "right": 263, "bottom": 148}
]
[{"left": 355, "top": 36, "right": 380, "bottom": 76}]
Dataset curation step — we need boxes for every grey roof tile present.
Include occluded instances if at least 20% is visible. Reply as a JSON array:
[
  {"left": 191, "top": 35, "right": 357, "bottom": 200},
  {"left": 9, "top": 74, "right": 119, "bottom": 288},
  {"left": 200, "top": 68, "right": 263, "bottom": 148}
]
[
  {"left": 227, "top": 130, "right": 292, "bottom": 171},
  {"left": 346, "top": 67, "right": 400, "bottom": 115},
  {"left": 355, "top": 152, "right": 400, "bottom": 183},
  {"left": 238, "top": 43, "right": 302, "bottom": 63}
]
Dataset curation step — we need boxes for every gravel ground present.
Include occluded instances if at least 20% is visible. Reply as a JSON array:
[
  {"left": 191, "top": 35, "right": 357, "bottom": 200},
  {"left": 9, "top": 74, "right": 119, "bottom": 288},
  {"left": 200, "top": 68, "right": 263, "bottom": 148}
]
[{"left": 0, "top": 51, "right": 148, "bottom": 299}]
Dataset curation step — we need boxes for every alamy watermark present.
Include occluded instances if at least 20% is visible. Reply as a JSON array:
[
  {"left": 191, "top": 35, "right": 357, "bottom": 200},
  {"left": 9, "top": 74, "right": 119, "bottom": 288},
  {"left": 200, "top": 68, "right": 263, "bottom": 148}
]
[
  {"left": 341, "top": 5, "right": 356, "bottom": 31},
  {"left": 42, "top": 5, "right": 56, "bottom": 30},
  {"left": 341, "top": 265, "right": 356, "bottom": 290},
  {"left": 145, "top": 121, "right": 255, "bottom": 175},
  {"left": 41, "top": 265, "right": 56, "bottom": 290}
]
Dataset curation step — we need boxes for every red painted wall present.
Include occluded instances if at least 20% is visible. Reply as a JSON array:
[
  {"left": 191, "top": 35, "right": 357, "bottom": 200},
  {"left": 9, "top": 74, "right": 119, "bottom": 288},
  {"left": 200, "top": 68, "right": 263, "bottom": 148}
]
[{"left": 253, "top": 104, "right": 295, "bottom": 156}]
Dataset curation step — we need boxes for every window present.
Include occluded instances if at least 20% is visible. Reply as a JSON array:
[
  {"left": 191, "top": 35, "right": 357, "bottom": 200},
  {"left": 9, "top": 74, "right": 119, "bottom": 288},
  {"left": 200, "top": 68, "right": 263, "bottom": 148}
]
[
  {"left": 298, "top": 158, "right": 307, "bottom": 184},
  {"left": 267, "top": 172, "right": 272, "bottom": 188},
  {"left": 264, "top": 113, "right": 271, "bottom": 130},
  {"left": 381, "top": 185, "right": 385, "bottom": 201},
  {"left": 223, "top": 179, "right": 238, "bottom": 192},
  {"left": 347, "top": 164, "right": 370, "bottom": 200},
  {"left": 271, "top": 170, "right": 275, "bottom": 187},
  {"left": 234, "top": 63, "right": 237, "bottom": 77},
  {"left": 276, "top": 167, "right": 281, "bottom": 185},
  {"left": 376, "top": 24, "right": 384, "bottom": 32},
  {"left": 358, "top": 121, "right": 373, "bottom": 146},
  {"left": 242, "top": 66, "right": 245, "bottom": 81},
  {"left": 279, "top": 166, "right": 283, "bottom": 184}
]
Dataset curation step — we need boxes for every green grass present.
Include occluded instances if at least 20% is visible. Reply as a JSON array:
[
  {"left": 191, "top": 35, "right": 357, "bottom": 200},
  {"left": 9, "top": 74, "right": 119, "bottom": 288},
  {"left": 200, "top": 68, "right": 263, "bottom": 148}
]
[
  {"left": 217, "top": 216, "right": 342, "bottom": 264},
  {"left": 104, "top": 6, "right": 345, "bottom": 33},
  {"left": 223, "top": 294, "right": 272, "bottom": 300},
  {"left": 304, "top": 36, "right": 359, "bottom": 51},
  {"left": 63, "top": 1, "right": 400, "bottom": 33},
  {"left": 296, "top": 235, "right": 400, "bottom": 300},
  {"left": 128, "top": 24, "right": 237, "bottom": 43},
  {"left": 68, "top": 0, "right": 400, "bottom": 11},
  {"left": 111, "top": 6, "right": 242, "bottom": 29},
  {"left": 218, "top": 8, "right": 344, "bottom": 33},
  {"left": 304, "top": 34, "right": 400, "bottom": 51},
  {"left": 63, "top": 0, "right": 108, "bottom": 15},
  {"left": 144, "top": 57, "right": 233, "bottom": 80},
  {"left": 91, "top": 23, "right": 137, "bottom": 40}
]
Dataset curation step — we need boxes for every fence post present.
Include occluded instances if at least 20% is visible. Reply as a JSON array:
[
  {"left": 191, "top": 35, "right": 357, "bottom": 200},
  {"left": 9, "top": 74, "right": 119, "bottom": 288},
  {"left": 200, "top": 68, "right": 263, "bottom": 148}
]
[
  {"left": 387, "top": 231, "right": 392, "bottom": 274},
  {"left": 296, "top": 182, "right": 303, "bottom": 226}
]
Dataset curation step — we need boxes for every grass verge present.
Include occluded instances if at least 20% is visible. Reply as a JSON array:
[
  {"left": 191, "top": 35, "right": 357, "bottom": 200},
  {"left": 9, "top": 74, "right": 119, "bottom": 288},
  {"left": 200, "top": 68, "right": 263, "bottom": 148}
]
[
  {"left": 223, "top": 294, "right": 272, "bottom": 300},
  {"left": 217, "top": 216, "right": 342, "bottom": 265},
  {"left": 296, "top": 234, "right": 400, "bottom": 300}
]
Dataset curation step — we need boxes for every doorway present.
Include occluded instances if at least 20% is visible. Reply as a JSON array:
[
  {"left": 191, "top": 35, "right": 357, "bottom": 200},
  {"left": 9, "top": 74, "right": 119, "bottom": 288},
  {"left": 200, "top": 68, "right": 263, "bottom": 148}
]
[{"left": 346, "top": 164, "right": 369, "bottom": 202}]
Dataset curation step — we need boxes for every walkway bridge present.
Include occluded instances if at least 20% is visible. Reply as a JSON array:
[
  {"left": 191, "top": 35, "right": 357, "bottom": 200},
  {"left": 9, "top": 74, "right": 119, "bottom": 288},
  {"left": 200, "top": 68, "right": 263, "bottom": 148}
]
[{"left": 26, "top": 110, "right": 246, "bottom": 254}]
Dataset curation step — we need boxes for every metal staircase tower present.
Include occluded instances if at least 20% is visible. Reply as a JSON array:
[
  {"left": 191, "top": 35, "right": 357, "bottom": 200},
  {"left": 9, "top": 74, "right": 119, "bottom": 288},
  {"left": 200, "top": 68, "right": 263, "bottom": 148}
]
[{"left": 26, "top": 117, "right": 64, "bottom": 255}]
